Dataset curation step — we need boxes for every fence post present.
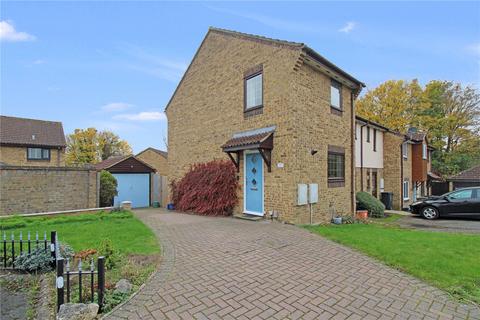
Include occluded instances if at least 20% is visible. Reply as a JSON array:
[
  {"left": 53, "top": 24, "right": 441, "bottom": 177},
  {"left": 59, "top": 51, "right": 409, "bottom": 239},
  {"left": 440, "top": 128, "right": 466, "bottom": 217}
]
[
  {"left": 50, "top": 231, "right": 57, "bottom": 268},
  {"left": 97, "top": 256, "right": 105, "bottom": 312},
  {"left": 56, "top": 258, "right": 64, "bottom": 312}
]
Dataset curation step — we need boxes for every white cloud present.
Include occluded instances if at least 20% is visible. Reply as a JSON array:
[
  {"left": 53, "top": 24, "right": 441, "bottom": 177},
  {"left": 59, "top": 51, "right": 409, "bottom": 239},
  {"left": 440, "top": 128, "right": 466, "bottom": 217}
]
[
  {"left": 33, "top": 59, "right": 46, "bottom": 64},
  {"left": 466, "top": 43, "right": 480, "bottom": 56},
  {"left": 339, "top": 21, "right": 356, "bottom": 34},
  {"left": 120, "top": 44, "right": 187, "bottom": 82},
  {"left": 0, "top": 20, "right": 35, "bottom": 42},
  {"left": 101, "top": 102, "right": 134, "bottom": 113},
  {"left": 206, "top": 5, "right": 318, "bottom": 33},
  {"left": 114, "top": 111, "right": 166, "bottom": 121}
]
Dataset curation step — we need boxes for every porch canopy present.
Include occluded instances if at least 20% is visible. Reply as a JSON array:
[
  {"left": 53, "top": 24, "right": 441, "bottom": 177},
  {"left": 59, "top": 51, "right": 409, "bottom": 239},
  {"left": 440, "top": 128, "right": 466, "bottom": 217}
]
[{"left": 221, "top": 126, "right": 275, "bottom": 172}]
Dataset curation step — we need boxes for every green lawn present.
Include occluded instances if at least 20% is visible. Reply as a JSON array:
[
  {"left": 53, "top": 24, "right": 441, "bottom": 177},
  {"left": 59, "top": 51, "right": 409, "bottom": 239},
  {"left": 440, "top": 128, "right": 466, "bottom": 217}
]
[
  {"left": 1, "top": 210, "right": 160, "bottom": 313},
  {"left": 0, "top": 210, "right": 159, "bottom": 255},
  {"left": 304, "top": 218, "right": 480, "bottom": 305}
]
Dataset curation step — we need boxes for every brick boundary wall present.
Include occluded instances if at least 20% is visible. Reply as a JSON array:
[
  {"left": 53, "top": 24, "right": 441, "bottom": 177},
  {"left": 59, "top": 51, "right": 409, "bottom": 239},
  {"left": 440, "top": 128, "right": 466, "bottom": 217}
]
[{"left": 0, "top": 165, "right": 98, "bottom": 216}]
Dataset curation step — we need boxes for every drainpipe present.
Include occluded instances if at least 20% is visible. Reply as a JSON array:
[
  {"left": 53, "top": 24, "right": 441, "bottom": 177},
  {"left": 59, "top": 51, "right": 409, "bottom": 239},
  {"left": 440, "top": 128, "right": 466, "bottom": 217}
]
[{"left": 351, "top": 93, "right": 356, "bottom": 213}]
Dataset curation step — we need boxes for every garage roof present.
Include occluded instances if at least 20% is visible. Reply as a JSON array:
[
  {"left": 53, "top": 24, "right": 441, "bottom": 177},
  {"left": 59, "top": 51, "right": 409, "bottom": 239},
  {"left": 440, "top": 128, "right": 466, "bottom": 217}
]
[{"left": 95, "top": 155, "right": 156, "bottom": 173}]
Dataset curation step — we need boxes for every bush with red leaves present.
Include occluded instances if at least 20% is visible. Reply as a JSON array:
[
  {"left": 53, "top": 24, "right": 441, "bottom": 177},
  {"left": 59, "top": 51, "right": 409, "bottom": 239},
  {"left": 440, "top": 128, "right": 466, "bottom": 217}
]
[{"left": 171, "top": 160, "right": 239, "bottom": 216}]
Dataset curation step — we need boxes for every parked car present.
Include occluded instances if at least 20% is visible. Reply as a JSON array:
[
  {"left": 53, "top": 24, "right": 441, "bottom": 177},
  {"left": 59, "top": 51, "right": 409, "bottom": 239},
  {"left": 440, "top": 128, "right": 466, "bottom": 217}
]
[{"left": 410, "top": 187, "right": 480, "bottom": 219}]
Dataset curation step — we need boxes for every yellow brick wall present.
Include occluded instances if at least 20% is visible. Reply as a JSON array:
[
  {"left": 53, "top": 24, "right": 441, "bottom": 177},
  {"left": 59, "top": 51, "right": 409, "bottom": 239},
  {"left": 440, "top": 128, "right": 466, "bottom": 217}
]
[
  {"left": 383, "top": 133, "right": 414, "bottom": 210},
  {"left": 167, "top": 31, "right": 356, "bottom": 224},
  {"left": 288, "top": 64, "right": 355, "bottom": 224},
  {"left": 167, "top": 31, "right": 300, "bottom": 223},
  {"left": 0, "top": 146, "right": 65, "bottom": 167},
  {"left": 0, "top": 166, "right": 97, "bottom": 215},
  {"left": 136, "top": 149, "right": 168, "bottom": 176}
]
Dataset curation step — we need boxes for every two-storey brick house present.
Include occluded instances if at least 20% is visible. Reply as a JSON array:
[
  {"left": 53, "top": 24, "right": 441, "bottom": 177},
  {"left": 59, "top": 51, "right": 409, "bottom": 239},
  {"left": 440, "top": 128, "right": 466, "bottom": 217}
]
[
  {"left": 0, "top": 116, "right": 66, "bottom": 167},
  {"left": 166, "top": 28, "right": 365, "bottom": 224}
]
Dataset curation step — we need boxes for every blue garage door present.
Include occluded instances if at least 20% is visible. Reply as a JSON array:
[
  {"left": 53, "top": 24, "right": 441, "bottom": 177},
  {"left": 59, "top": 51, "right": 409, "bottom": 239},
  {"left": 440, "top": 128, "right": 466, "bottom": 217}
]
[{"left": 113, "top": 174, "right": 150, "bottom": 208}]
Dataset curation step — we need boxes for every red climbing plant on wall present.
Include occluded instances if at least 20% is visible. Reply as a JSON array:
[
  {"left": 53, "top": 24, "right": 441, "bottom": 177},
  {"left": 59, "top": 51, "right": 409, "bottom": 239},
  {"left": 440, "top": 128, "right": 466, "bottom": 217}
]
[{"left": 170, "top": 160, "right": 239, "bottom": 216}]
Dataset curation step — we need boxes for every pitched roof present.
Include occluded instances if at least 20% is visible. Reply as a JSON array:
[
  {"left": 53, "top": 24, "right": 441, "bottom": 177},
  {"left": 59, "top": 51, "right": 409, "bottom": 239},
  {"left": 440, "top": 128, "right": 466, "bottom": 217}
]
[
  {"left": 136, "top": 147, "right": 168, "bottom": 158},
  {"left": 222, "top": 126, "right": 275, "bottom": 151},
  {"left": 94, "top": 156, "right": 128, "bottom": 171},
  {"left": 448, "top": 165, "right": 480, "bottom": 182},
  {"left": 406, "top": 131, "right": 427, "bottom": 143},
  {"left": 0, "top": 115, "right": 66, "bottom": 148},
  {"left": 165, "top": 27, "right": 365, "bottom": 111}
]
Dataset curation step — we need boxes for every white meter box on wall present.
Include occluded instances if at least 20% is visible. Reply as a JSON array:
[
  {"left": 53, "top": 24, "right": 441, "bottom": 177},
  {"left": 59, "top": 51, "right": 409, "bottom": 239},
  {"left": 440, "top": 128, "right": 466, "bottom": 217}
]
[
  {"left": 297, "top": 184, "right": 308, "bottom": 205},
  {"left": 308, "top": 184, "right": 318, "bottom": 203}
]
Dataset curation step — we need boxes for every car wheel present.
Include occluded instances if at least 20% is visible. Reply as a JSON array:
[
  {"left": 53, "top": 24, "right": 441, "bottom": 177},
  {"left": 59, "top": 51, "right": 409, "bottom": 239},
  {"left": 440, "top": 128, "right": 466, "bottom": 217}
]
[{"left": 421, "top": 206, "right": 439, "bottom": 220}]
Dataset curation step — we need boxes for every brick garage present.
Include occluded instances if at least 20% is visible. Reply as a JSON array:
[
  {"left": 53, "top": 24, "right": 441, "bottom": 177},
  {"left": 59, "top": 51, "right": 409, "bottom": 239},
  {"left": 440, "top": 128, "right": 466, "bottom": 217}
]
[{"left": 0, "top": 165, "right": 98, "bottom": 215}]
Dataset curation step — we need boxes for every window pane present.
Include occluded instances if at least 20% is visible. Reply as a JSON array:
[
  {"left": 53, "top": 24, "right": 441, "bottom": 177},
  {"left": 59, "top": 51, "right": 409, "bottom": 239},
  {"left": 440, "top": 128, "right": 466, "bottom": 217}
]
[
  {"left": 246, "top": 74, "right": 262, "bottom": 109},
  {"left": 42, "top": 149, "right": 50, "bottom": 159},
  {"left": 328, "top": 153, "right": 344, "bottom": 179},
  {"left": 28, "top": 148, "right": 42, "bottom": 159},
  {"left": 330, "top": 85, "right": 340, "bottom": 109}
]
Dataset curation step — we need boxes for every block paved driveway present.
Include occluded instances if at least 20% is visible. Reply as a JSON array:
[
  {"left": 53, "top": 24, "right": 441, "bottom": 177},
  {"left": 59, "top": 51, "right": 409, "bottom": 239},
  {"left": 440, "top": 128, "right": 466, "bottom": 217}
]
[{"left": 106, "top": 209, "right": 479, "bottom": 320}]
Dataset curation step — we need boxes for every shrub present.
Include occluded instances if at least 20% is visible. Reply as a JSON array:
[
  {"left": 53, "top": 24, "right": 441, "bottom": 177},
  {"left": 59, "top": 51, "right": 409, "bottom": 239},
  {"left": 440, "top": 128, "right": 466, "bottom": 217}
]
[
  {"left": 15, "top": 248, "right": 53, "bottom": 272},
  {"left": 171, "top": 160, "right": 239, "bottom": 216},
  {"left": 100, "top": 170, "right": 118, "bottom": 207},
  {"left": 356, "top": 192, "right": 385, "bottom": 218},
  {"left": 58, "top": 241, "right": 75, "bottom": 260},
  {"left": 98, "top": 239, "right": 121, "bottom": 269}
]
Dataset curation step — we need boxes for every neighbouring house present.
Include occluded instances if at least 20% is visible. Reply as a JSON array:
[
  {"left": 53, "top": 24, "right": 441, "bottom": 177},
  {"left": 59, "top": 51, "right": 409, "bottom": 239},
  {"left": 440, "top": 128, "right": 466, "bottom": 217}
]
[
  {"left": 166, "top": 27, "right": 365, "bottom": 224},
  {"left": 381, "top": 127, "right": 434, "bottom": 210},
  {"left": 355, "top": 116, "right": 389, "bottom": 199},
  {"left": 0, "top": 115, "right": 66, "bottom": 166},
  {"left": 136, "top": 147, "right": 169, "bottom": 206},
  {"left": 447, "top": 165, "right": 480, "bottom": 190},
  {"left": 355, "top": 116, "right": 436, "bottom": 210},
  {"left": 95, "top": 155, "right": 156, "bottom": 208}
]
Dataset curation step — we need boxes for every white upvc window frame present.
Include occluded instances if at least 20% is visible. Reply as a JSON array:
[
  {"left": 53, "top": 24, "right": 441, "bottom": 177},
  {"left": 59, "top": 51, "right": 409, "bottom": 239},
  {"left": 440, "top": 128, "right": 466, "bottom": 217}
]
[
  {"left": 402, "top": 142, "right": 408, "bottom": 159},
  {"left": 422, "top": 143, "right": 427, "bottom": 160},
  {"left": 403, "top": 180, "right": 410, "bottom": 200}
]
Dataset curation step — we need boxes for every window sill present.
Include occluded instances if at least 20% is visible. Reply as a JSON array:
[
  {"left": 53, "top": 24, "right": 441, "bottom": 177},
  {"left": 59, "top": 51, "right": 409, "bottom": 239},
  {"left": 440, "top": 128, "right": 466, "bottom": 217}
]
[
  {"left": 330, "top": 106, "right": 343, "bottom": 116},
  {"left": 244, "top": 106, "right": 263, "bottom": 118},
  {"left": 403, "top": 198, "right": 410, "bottom": 201},
  {"left": 328, "top": 179, "right": 345, "bottom": 188},
  {"left": 27, "top": 159, "right": 51, "bottom": 161}
]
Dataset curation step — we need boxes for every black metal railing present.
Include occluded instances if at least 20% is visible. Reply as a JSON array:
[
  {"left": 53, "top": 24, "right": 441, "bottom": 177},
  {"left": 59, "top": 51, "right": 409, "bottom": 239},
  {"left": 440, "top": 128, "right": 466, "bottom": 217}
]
[
  {"left": 56, "top": 256, "right": 105, "bottom": 312},
  {"left": 1, "top": 230, "right": 57, "bottom": 269}
]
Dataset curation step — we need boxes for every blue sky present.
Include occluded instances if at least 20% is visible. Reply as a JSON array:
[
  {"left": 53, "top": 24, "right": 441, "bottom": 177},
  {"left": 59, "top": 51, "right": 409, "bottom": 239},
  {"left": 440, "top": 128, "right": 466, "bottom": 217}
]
[{"left": 1, "top": 1, "right": 479, "bottom": 153}]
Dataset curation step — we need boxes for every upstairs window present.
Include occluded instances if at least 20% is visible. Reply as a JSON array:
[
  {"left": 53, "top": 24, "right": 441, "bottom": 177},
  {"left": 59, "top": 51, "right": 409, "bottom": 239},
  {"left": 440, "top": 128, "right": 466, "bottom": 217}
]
[
  {"left": 402, "top": 142, "right": 408, "bottom": 159},
  {"left": 245, "top": 72, "right": 263, "bottom": 110},
  {"left": 422, "top": 143, "right": 427, "bottom": 160},
  {"left": 366, "top": 127, "right": 370, "bottom": 142},
  {"left": 330, "top": 79, "right": 342, "bottom": 110},
  {"left": 27, "top": 148, "right": 50, "bottom": 160},
  {"left": 373, "top": 129, "right": 377, "bottom": 151}
]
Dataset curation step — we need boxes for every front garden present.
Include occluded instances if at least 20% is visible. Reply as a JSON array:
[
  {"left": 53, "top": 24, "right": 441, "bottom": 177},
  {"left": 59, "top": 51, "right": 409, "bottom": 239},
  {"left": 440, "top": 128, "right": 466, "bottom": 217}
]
[
  {"left": 0, "top": 209, "right": 160, "bottom": 318},
  {"left": 305, "top": 216, "right": 480, "bottom": 306}
]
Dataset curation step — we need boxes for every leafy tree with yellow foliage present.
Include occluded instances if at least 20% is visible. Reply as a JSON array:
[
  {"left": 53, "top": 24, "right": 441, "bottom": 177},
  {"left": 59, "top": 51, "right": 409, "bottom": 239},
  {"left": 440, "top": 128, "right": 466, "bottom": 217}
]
[
  {"left": 356, "top": 80, "right": 480, "bottom": 175},
  {"left": 65, "top": 128, "right": 132, "bottom": 166}
]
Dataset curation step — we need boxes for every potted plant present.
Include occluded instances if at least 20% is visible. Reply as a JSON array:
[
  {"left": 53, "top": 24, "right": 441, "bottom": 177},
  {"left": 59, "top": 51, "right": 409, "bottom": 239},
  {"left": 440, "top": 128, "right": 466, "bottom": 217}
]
[{"left": 355, "top": 208, "right": 368, "bottom": 220}]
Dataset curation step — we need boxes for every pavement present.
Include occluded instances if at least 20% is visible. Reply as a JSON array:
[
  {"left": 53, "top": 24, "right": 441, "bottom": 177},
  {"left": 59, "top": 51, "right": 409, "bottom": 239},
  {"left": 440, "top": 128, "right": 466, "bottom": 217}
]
[
  {"left": 105, "top": 208, "right": 479, "bottom": 320},
  {"left": 396, "top": 214, "right": 480, "bottom": 234}
]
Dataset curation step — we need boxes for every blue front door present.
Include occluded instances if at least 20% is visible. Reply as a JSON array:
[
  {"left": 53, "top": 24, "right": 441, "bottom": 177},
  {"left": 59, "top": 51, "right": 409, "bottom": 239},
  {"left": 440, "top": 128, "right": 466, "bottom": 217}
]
[
  {"left": 245, "top": 152, "right": 263, "bottom": 215},
  {"left": 113, "top": 173, "right": 150, "bottom": 208}
]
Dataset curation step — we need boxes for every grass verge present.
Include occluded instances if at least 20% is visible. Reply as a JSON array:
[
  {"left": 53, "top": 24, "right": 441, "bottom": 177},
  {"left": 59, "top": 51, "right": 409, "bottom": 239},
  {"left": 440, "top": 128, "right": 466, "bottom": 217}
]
[{"left": 304, "top": 216, "right": 480, "bottom": 305}]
